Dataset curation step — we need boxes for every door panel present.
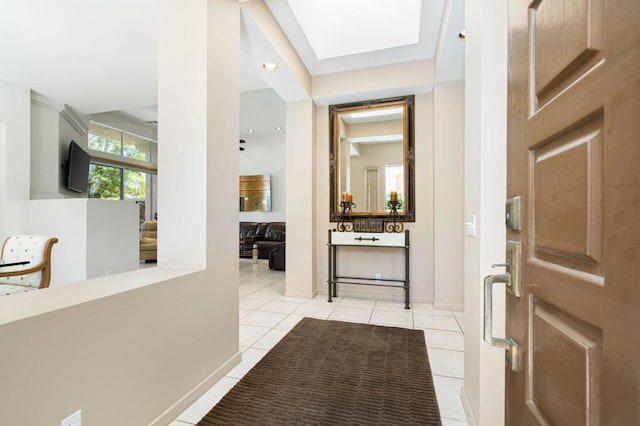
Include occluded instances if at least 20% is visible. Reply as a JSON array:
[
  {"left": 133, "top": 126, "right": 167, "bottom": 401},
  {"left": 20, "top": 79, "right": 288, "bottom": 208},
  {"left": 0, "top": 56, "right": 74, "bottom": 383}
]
[
  {"left": 505, "top": 0, "right": 640, "bottom": 424},
  {"left": 532, "top": 114, "right": 603, "bottom": 276},
  {"left": 527, "top": 296, "right": 603, "bottom": 425},
  {"left": 530, "top": 0, "right": 604, "bottom": 110}
]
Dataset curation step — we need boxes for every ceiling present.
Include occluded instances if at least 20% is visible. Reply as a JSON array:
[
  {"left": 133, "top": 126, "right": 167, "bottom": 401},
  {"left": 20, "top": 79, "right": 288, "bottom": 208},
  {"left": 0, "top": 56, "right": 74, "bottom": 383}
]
[{"left": 0, "top": 0, "right": 464, "bottom": 132}]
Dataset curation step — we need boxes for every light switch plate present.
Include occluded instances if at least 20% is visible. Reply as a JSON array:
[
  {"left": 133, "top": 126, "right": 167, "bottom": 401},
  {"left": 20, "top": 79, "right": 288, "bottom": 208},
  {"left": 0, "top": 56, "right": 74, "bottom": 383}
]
[
  {"left": 465, "top": 214, "right": 477, "bottom": 237},
  {"left": 61, "top": 409, "right": 81, "bottom": 426}
]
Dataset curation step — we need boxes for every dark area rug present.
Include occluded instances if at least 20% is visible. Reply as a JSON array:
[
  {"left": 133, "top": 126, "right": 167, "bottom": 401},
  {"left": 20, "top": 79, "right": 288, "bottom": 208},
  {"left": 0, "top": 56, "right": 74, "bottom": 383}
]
[{"left": 198, "top": 317, "right": 441, "bottom": 425}]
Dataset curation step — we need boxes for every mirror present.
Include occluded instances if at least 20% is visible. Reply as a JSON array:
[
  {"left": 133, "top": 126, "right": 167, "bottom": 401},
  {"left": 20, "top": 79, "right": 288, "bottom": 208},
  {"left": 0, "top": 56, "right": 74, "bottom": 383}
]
[{"left": 330, "top": 95, "right": 415, "bottom": 222}]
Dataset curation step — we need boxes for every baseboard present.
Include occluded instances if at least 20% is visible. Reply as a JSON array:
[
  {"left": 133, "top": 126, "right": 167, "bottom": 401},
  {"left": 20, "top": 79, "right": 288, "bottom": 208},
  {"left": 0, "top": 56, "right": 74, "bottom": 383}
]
[
  {"left": 149, "top": 351, "right": 242, "bottom": 425},
  {"left": 433, "top": 302, "right": 464, "bottom": 312},
  {"left": 284, "top": 288, "right": 317, "bottom": 299},
  {"left": 461, "top": 385, "right": 478, "bottom": 426},
  {"left": 317, "top": 287, "right": 432, "bottom": 305}
]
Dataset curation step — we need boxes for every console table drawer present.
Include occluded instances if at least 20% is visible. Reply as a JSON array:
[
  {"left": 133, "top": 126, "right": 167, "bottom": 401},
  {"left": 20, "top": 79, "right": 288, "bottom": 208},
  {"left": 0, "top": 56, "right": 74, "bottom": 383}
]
[{"left": 329, "top": 231, "right": 405, "bottom": 247}]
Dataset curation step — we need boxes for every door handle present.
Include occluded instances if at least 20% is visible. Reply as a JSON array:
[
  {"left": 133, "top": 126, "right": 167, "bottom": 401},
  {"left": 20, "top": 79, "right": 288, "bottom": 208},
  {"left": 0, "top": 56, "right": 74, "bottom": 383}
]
[
  {"left": 484, "top": 273, "right": 520, "bottom": 371},
  {"left": 483, "top": 273, "right": 512, "bottom": 349}
]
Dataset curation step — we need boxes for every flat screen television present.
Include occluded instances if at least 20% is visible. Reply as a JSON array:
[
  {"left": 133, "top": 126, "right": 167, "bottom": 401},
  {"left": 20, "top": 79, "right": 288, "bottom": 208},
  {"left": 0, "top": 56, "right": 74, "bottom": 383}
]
[{"left": 66, "top": 140, "right": 90, "bottom": 193}]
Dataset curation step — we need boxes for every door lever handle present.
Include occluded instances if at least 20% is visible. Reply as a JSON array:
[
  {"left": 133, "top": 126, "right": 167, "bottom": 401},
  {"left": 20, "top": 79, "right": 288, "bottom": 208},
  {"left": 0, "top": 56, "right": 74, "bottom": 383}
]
[{"left": 484, "top": 273, "right": 520, "bottom": 371}]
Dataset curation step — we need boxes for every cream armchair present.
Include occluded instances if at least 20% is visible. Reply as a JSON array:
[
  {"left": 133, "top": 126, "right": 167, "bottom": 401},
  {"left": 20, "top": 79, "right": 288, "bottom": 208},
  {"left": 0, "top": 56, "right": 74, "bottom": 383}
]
[{"left": 0, "top": 235, "right": 58, "bottom": 296}]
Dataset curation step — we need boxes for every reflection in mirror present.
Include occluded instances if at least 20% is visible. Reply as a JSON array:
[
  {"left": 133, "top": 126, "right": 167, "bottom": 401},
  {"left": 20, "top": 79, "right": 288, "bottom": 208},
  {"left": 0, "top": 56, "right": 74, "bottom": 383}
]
[{"left": 330, "top": 95, "right": 414, "bottom": 222}]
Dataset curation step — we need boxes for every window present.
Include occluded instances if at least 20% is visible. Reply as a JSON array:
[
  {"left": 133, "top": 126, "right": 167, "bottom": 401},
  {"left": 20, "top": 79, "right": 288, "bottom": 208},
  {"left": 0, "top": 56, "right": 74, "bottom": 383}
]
[
  {"left": 88, "top": 122, "right": 155, "bottom": 162},
  {"left": 88, "top": 164, "right": 122, "bottom": 199},
  {"left": 123, "top": 134, "right": 152, "bottom": 161},
  {"left": 385, "top": 164, "right": 404, "bottom": 210},
  {"left": 87, "top": 122, "right": 157, "bottom": 221}
]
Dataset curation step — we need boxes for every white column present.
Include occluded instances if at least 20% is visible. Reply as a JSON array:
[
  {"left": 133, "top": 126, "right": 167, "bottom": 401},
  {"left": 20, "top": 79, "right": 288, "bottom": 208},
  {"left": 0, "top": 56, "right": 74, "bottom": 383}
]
[
  {"left": 285, "top": 99, "right": 316, "bottom": 298},
  {"left": 463, "top": 0, "right": 508, "bottom": 424},
  {"left": 158, "top": 0, "right": 239, "bottom": 346}
]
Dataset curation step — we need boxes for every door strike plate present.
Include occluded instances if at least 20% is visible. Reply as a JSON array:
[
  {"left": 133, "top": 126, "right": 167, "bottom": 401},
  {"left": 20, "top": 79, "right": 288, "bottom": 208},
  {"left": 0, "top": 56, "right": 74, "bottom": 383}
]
[{"left": 505, "top": 196, "right": 522, "bottom": 231}]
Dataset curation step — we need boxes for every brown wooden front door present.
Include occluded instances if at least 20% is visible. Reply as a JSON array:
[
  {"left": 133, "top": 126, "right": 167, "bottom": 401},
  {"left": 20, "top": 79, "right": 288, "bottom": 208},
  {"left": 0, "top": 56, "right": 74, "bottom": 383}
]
[{"left": 503, "top": 0, "right": 640, "bottom": 424}]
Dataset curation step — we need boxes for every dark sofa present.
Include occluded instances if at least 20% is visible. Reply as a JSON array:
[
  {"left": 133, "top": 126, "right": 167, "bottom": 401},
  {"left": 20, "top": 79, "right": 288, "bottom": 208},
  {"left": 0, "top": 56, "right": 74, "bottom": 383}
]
[{"left": 239, "top": 222, "right": 286, "bottom": 260}]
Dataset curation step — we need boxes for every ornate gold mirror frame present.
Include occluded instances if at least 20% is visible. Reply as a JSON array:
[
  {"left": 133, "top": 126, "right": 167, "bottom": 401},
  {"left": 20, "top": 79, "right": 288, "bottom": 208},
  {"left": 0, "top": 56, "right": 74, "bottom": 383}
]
[{"left": 329, "top": 95, "right": 415, "bottom": 224}]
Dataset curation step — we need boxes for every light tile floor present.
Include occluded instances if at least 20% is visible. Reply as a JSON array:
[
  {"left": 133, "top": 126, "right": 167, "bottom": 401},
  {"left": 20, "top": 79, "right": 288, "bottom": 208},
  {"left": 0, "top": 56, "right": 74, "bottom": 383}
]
[{"left": 171, "top": 260, "right": 468, "bottom": 425}]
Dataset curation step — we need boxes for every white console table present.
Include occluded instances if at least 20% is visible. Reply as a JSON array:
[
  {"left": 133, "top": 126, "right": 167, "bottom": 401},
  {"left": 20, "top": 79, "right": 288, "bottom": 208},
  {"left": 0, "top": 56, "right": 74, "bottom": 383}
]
[{"left": 327, "top": 229, "right": 410, "bottom": 309}]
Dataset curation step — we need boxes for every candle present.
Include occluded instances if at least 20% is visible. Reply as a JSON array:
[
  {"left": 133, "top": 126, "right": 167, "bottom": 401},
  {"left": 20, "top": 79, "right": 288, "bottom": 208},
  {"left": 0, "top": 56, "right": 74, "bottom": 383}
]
[
  {"left": 347, "top": 193, "right": 353, "bottom": 204},
  {"left": 342, "top": 192, "right": 347, "bottom": 202},
  {"left": 390, "top": 191, "right": 397, "bottom": 202}
]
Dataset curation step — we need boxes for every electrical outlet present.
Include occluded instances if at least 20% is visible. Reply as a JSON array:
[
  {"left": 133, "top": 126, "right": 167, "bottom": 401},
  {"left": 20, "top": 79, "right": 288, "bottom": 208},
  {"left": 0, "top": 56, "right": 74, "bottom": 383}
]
[
  {"left": 61, "top": 410, "right": 81, "bottom": 426},
  {"left": 374, "top": 272, "right": 382, "bottom": 280}
]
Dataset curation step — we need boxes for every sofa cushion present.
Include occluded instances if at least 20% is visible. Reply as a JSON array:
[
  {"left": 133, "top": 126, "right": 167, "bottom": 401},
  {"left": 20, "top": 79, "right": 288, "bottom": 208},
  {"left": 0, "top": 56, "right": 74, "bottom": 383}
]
[
  {"left": 240, "top": 222, "right": 259, "bottom": 240},
  {"left": 140, "top": 242, "right": 157, "bottom": 251},
  {"left": 264, "top": 222, "right": 286, "bottom": 242},
  {"left": 255, "top": 222, "right": 268, "bottom": 237}
]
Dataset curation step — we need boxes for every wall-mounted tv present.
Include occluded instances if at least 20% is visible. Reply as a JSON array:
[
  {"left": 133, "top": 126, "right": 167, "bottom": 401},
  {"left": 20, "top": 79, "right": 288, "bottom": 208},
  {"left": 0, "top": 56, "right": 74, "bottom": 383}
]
[{"left": 66, "top": 140, "right": 90, "bottom": 193}]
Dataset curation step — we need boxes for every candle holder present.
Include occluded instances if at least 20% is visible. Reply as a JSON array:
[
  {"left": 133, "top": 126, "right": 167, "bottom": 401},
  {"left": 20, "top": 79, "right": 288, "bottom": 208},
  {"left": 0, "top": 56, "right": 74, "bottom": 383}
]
[
  {"left": 337, "top": 201, "right": 355, "bottom": 232},
  {"left": 384, "top": 200, "right": 404, "bottom": 233}
]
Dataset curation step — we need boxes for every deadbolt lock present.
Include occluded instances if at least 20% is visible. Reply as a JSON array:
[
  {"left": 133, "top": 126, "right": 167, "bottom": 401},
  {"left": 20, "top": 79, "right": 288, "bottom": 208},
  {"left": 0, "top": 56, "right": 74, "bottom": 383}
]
[
  {"left": 505, "top": 196, "right": 522, "bottom": 231},
  {"left": 490, "top": 240, "right": 522, "bottom": 297}
]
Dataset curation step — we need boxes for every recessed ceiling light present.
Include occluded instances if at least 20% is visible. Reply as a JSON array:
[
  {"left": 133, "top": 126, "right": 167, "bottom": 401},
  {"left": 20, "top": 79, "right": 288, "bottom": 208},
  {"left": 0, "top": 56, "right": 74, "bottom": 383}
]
[
  {"left": 275, "top": 126, "right": 283, "bottom": 131},
  {"left": 248, "top": 129, "right": 255, "bottom": 133},
  {"left": 262, "top": 62, "right": 278, "bottom": 71}
]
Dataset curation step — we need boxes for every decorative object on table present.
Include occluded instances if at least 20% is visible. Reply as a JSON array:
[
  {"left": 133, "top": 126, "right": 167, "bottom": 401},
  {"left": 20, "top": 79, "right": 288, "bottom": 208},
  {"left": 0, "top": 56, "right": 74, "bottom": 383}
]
[
  {"left": 197, "top": 318, "right": 441, "bottom": 425},
  {"left": 384, "top": 191, "right": 404, "bottom": 233},
  {"left": 337, "top": 191, "right": 355, "bottom": 232},
  {"left": 0, "top": 235, "right": 58, "bottom": 296},
  {"left": 353, "top": 218, "right": 384, "bottom": 233}
]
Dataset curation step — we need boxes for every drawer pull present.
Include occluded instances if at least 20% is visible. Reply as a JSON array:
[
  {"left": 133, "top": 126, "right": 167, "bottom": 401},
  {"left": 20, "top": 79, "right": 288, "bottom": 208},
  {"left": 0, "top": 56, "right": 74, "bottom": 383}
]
[{"left": 354, "top": 236, "right": 380, "bottom": 242}]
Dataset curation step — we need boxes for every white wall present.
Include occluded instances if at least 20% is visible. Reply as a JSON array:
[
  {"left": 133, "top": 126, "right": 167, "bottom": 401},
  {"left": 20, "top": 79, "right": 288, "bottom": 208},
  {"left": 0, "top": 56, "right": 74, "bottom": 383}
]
[
  {"left": 239, "top": 131, "right": 286, "bottom": 222},
  {"left": 0, "top": 79, "right": 31, "bottom": 238},
  {"left": 30, "top": 93, "right": 90, "bottom": 199},
  {"left": 30, "top": 100, "right": 61, "bottom": 197},
  {"left": 0, "top": 267, "right": 236, "bottom": 426},
  {"left": 313, "top": 59, "right": 435, "bottom": 105},
  {"left": 19, "top": 199, "right": 139, "bottom": 285},
  {"left": 434, "top": 80, "right": 465, "bottom": 310},
  {"left": 86, "top": 199, "right": 139, "bottom": 278}
]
